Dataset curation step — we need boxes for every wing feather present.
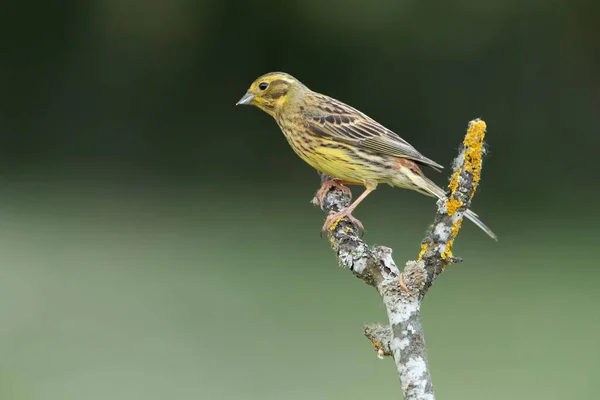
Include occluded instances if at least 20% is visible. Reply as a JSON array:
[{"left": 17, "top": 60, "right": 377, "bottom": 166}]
[{"left": 304, "top": 93, "right": 444, "bottom": 171}]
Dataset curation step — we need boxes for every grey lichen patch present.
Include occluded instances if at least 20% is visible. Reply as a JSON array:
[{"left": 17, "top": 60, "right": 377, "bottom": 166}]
[
  {"left": 375, "top": 246, "right": 400, "bottom": 277},
  {"left": 403, "top": 261, "right": 427, "bottom": 292},
  {"left": 320, "top": 188, "right": 351, "bottom": 212},
  {"left": 350, "top": 255, "right": 370, "bottom": 275},
  {"left": 378, "top": 277, "right": 406, "bottom": 304},
  {"left": 364, "top": 324, "right": 393, "bottom": 357},
  {"left": 324, "top": 193, "right": 405, "bottom": 289},
  {"left": 400, "top": 357, "right": 435, "bottom": 400},
  {"left": 328, "top": 219, "right": 380, "bottom": 286},
  {"left": 385, "top": 295, "right": 420, "bottom": 326},
  {"left": 435, "top": 197, "right": 448, "bottom": 215},
  {"left": 310, "top": 196, "right": 320, "bottom": 207},
  {"left": 433, "top": 222, "right": 452, "bottom": 242},
  {"left": 336, "top": 247, "right": 355, "bottom": 269},
  {"left": 451, "top": 149, "right": 466, "bottom": 171}
]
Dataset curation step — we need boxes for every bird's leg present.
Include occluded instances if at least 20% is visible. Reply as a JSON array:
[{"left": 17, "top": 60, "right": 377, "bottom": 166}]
[
  {"left": 316, "top": 178, "right": 352, "bottom": 207},
  {"left": 322, "top": 184, "right": 375, "bottom": 232}
]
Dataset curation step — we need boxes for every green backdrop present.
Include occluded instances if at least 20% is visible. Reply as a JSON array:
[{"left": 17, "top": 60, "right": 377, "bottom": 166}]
[{"left": 1, "top": 1, "right": 598, "bottom": 399}]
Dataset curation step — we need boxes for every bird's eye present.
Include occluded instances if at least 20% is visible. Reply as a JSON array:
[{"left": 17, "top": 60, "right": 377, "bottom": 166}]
[{"left": 258, "top": 82, "right": 269, "bottom": 90}]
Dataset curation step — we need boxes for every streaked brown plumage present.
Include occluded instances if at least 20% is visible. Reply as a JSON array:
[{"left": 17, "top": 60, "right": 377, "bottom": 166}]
[{"left": 237, "top": 72, "right": 496, "bottom": 239}]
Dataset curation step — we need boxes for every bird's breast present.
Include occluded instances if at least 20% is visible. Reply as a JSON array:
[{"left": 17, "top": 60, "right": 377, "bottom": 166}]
[{"left": 276, "top": 118, "right": 394, "bottom": 184}]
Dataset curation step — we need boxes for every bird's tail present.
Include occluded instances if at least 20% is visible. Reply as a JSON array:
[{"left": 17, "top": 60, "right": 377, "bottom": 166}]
[
  {"left": 462, "top": 209, "right": 497, "bottom": 240},
  {"left": 393, "top": 171, "right": 497, "bottom": 240}
]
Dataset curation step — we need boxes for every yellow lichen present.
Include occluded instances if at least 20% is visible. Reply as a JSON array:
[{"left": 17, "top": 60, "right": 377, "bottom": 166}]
[
  {"left": 446, "top": 197, "right": 463, "bottom": 216},
  {"left": 448, "top": 169, "right": 460, "bottom": 193},
  {"left": 421, "top": 119, "right": 486, "bottom": 267},
  {"left": 463, "top": 120, "right": 486, "bottom": 148},
  {"left": 417, "top": 243, "right": 428, "bottom": 262},
  {"left": 441, "top": 240, "right": 454, "bottom": 263},
  {"left": 447, "top": 120, "right": 486, "bottom": 200},
  {"left": 451, "top": 218, "right": 463, "bottom": 238},
  {"left": 462, "top": 119, "right": 486, "bottom": 197},
  {"left": 445, "top": 120, "right": 485, "bottom": 219},
  {"left": 328, "top": 217, "right": 348, "bottom": 247},
  {"left": 328, "top": 217, "right": 343, "bottom": 232},
  {"left": 441, "top": 211, "right": 465, "bottom": 265}
]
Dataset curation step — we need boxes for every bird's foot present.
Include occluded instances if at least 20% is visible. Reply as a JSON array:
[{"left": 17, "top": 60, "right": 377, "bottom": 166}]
[
  {"left": 316, "top": 179, "right": 352, "bottom": 207},
  {"left": 322, "top": 209, "right": 364, "bottom": 233}
]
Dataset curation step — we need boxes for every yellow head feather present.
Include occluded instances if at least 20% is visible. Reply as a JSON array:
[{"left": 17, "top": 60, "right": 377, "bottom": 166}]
[{"left": 236, "top": 72, "right": 307, "bottom": 116}]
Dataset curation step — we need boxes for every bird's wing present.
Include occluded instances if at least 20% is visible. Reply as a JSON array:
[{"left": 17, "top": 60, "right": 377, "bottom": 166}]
[{"left": 304, "top": 93, "right": 444, "bottom": 171}]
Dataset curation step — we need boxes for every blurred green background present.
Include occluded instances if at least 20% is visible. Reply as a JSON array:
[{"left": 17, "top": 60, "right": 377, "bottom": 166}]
[{"left": 1, "top": 1, "right": 599, "bottom": 399}]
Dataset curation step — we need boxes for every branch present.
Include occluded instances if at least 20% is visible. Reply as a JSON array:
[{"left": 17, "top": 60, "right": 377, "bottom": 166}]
[{"left": 315, "top": 119, "right": 488, "bottom": 400}]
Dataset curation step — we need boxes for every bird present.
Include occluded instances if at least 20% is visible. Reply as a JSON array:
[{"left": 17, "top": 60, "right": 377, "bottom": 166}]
[{"left": 236, "top": 72, "right": 496, "bottom": 240}]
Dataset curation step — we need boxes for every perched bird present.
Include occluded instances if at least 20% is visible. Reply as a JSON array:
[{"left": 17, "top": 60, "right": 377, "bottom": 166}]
[{"left": 236, "top": 72, "right": 496, "bottom": 240}]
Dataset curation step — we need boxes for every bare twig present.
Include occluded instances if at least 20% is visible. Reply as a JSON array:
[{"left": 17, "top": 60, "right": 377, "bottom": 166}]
[{"left": 315, "top": 119, "right": 488, "bottom": 400}]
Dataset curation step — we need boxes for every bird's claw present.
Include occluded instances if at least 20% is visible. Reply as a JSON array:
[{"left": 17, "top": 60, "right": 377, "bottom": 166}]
[
  {"left": 316, "top": 179, "right": 352, "bottom": 208},
  {"left": 321, "top": 209, "right": 364, "bottom": 234}
]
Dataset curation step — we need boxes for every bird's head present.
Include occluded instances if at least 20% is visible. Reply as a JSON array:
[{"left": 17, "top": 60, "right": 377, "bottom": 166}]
[{"left": 236, "top": 72, "right": 306, "bottom": 116}]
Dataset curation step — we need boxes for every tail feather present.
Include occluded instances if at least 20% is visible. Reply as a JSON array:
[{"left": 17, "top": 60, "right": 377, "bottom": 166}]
[
  {"left": 407, "top": 174, "right": 497, "bottom": 240},
  {"left": 464, "top": 209, "right": 497, "bottom": 241}
]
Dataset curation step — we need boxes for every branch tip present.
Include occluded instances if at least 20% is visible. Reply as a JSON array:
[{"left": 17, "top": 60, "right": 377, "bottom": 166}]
[
  {"left": 419, "top": 118, "right": 488, "bottom": 294},
  {"left": 364, "top": 325, "right": 393, "bottom": 358}
]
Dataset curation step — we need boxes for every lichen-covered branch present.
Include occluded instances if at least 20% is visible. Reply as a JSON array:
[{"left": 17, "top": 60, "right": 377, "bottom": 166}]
[
  {"left": 417, "top": 119, "right": 488, "bottom": 296},
  {"left": 315, "top": 119, "right": 488, "bottom": 400}
]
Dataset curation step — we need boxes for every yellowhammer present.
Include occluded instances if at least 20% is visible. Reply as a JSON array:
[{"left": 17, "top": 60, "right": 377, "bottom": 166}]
[{"left": 237, "top": 72, "right": 496, "bottom": 240}]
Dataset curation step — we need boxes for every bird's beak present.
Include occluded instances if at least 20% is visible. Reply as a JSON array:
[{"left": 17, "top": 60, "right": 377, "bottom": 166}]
[{"left": 236, "top": 92, "right": 255, "bottom": 106}]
